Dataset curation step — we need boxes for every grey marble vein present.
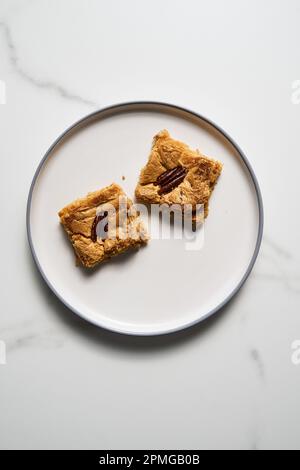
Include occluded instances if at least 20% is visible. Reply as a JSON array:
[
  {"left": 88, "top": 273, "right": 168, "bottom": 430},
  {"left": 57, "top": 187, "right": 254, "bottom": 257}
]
[
  {"left": 0, "top": 20, "right": 98, "bottom": 107},
  {"left": 251, "top": 436, "right": 259, "bottom": 451},
  {"left": 263, "top": 235, "right": 292, "bottom": 259},
  {"left": 252, "top": 234, "right": 300, "bottom": 294},
  {"left": 8, "top": 331, "right": 65, "bottom": 352},
  {"left": 1, "top": 320, "right": 65, "bottom": 353},
  {"left": 250, "top": 348, "right": 265, "bottom": 381}
]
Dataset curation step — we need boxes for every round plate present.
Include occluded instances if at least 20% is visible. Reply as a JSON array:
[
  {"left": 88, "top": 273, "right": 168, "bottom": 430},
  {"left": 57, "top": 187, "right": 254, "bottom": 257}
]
[{"left": 27, "top": 102, "right": 263, "bottom": 336}]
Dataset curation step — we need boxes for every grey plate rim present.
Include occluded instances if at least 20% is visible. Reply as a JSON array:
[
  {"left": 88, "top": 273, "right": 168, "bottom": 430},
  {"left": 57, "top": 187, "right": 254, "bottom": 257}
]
[{"left": 26, "top": 101, "right": 264, "bottom": 336}]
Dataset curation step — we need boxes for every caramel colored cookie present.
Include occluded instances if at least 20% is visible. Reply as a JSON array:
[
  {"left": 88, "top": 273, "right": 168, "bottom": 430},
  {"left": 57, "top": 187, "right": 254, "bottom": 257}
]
[
  {"left": 135, "top": 130, "right": 223, "bottom": 219},
  {"left": 58, "top": 184, "right": 148, "bottom": 268}
]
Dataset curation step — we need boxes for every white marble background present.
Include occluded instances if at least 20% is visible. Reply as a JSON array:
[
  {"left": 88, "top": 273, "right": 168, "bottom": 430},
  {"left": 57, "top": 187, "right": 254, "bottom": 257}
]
[{"left": 0, "top": 0, "right": 299, "bottom": 450}]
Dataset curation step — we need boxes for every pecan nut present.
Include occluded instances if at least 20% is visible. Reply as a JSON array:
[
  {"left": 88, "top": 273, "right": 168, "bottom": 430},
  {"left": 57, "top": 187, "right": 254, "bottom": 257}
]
[
  {"left": 155, "top": 165, "right": 187, "bottom": 195},
  {"left": 91, "top": 211, "right": 108, "bottom": 242}
]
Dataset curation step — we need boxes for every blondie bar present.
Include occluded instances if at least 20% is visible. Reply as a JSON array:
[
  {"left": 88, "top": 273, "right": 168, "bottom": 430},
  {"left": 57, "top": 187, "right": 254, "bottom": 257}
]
[
  {"left": 58, "top": 184, "right": 148, "bottom": 268},
  {"left": 135, "top": 130, "right": 223, "bottom": 219}
]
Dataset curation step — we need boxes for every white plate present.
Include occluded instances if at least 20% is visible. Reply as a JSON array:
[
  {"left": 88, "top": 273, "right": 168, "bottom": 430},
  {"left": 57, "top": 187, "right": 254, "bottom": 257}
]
[{"left": 27, "top": 102, "right": 263, "bottom": 335}]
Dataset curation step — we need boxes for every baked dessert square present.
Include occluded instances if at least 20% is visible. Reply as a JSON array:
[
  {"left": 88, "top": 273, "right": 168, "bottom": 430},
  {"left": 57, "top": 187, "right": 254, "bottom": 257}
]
[
  {"left": 58, "top": 183, "right": 148, "bottom": 268},
  {"left": 135, "top": 130, "right": 223, "bottom": 219}
]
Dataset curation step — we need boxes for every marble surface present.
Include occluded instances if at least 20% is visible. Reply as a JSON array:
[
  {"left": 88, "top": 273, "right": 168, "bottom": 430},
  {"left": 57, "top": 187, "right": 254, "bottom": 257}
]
[{"left": 0, "top": 0, "right": 300, "bottom": 450}]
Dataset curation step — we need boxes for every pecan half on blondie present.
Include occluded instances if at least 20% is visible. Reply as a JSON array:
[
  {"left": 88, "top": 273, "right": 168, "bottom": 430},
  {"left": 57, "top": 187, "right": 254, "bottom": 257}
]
[
  {"left": 58, "top": 184, "right": 148, "bottom": 268},
  {"left": 135, "top": 130, "right": 223, "bottom": 219}
]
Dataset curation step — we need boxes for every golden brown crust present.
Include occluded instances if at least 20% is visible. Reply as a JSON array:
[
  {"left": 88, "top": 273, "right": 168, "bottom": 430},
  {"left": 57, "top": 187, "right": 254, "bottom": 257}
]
[
  {"left": 58, "top": 183, "right": 148, "bottom": 268},
  {"left": 135, "top": 130, "right": 223, "bottom": 218}
]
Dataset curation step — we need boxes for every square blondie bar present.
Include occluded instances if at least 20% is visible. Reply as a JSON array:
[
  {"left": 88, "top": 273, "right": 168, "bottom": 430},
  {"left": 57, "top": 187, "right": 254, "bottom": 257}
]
[
  {"left": 58, "top": 183, "right": 148, "bottom": 268},
  {"left": 135, "top": 130, "right": 223, "bottom": 219}
]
